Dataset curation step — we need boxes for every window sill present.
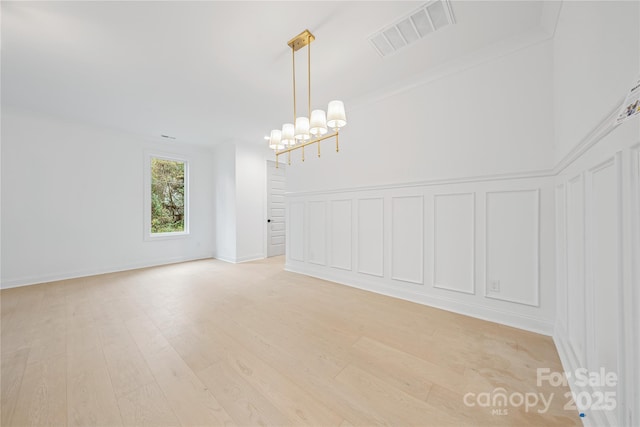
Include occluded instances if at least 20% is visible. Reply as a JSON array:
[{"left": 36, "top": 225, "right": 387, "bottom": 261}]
[{"left": 145, "top": 231, "right": 190, "bottom": 241}]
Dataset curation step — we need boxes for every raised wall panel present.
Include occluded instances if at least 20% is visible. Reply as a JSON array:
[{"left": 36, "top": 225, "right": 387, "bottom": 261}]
[
  {"left": 289, "top": 201, "right": 305, "bottom": 261},
  {"left": 633, "top": 146, "right": 640, "bottom": 425},
  {"left": 485, "top": 189, "right": 539, "bottom": 306},
  {"left": 555, "top": 184, "right": 568, "bottom": 330},
  {"left": 308, "top": 201, "right": 326, "bottom": 265},
  {"left": 391, "top": 196, "right": 424, "bottom": 285},
  {"left": 357, "top": 198, "right": 384, "bottom": 277},
  {"left": 433, "top": 193, "right": 475, "bottom": 294},
  {"left": 566, "top": 174, "right": 586, "bottom": 364},
  {"left": 330, "top": 200, "right": 352, "bottom": 270},
  {"left": 586, "top": 156, "right": 621, "bottom": 406}
]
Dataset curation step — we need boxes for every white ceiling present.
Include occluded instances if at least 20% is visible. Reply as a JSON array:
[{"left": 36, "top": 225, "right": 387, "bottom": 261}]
[{"left": 1, "top": 1, "right": 551, "bottom": 146}]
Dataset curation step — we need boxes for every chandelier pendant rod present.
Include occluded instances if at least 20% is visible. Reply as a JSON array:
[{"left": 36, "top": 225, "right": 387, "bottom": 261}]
[{"left": 292, "top": 44, "right": 296, "bottom": 125}]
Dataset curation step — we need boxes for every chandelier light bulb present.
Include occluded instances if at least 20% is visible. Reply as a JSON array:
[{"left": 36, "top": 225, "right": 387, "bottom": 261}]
[
  {"left": 310, "top": 109, "right": 328, "bottom": 136},
  {"left": 327, "top": 100, "right": 347, "bottom": 129}
]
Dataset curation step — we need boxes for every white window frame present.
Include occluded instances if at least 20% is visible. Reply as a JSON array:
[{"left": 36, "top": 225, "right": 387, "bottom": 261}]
[{"left": 144, "top": 151, "right": 190, "bottom": 241}]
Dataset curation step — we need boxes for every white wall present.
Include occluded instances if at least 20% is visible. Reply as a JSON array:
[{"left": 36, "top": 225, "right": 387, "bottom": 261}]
[
  {"left": 553, "top": 1, "right": 640, "bottom": 164},
  {"left": 213, "top": 142, "right": 237, "bottom": 262},
  {"left": 212, "top": 140, "right": 273, "bottom": 263},
  {"left": 286, "top": 5, "right": 640, "bottom": 424},
  {"left": 551, "top": 2, "right": 640, "bottom": 426},
  {"left": 1, "top": 107, "right": 216, "bottom": 288},
  {"left": 285, "top": 39, "right": 557, "bottom": 333},
  {"left": 287, "top": 40, "right": 555, "bottom": 193},
  {"left": 235, "top": 142, "right": 270, "bottom": 262}
]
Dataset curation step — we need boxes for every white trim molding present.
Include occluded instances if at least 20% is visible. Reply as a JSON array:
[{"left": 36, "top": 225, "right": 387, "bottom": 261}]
[
  {"left": 484, "top": 189, "right": 540, "bottom": 307},
  {"left": 432, "top": 192, "right": 476, "bottom": 295},
  {"left": 143, "top": 151, "right": 190, "bottom": 241}
]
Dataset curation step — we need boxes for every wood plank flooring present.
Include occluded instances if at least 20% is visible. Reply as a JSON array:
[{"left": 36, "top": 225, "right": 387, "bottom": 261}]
[{"left": 1, "top": 257, "right": 581, "bottom": 426}]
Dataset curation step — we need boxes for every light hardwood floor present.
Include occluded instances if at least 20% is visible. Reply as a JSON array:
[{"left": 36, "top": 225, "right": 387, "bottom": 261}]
[{"left": 1, "top": 257, "right": 580, "bottom": 426}]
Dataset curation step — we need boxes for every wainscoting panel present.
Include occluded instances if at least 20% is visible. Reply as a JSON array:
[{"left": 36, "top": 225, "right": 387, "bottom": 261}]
[
  {"left": 289, "top": 201, "right": 305, "bottom": 262},
  {"left": 357, "top": 198, "right": 384, "bottom": 277},
  {"left": 553, "top": 127, "right": 639, "bottom": 427},
  {"left": 391, "top": 196, "right": 424, "bottom": 285},
  {"left": 555, "top": 184, "right": 568, "bottom": 330},
  {"left": 308, "top": 201, "right": 327, "bottom": 265},
  {"left": 286, "top": 177, "right": 555, "bottom": 334},
  {"left": 633, "top": 145, "right": 640, "bottom": 427},
  {"left": 330, "top": 200, "right": 352, "bottom": 271},
  {"left": 485, "top": 189, "right": 539, "bottom": 306},
  {"left": 585, "top": 154, "right": 622, "bottom": 426},
  {"left": 566, "top": 174, "right": 586, "bottom": 366},
  {"left": 433, "top": 193, "right": 475, "bottom": 294}
]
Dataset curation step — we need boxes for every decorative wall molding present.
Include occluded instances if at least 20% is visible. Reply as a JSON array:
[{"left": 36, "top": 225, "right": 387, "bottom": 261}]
[
  {"left": 329, "top": 199, "right": 353, "bottom": 271},
  {"left": 287, "top": 168, "right": 553, "bottom": 197},
  {"left": 357, "top": 198, "right": 385, "bottom": 277},
  {"left": 432, "top": 192, "right": 476, "bottom": 295},
  {"left": 286, "top": 179, "right": 553, "bottom": 336},
  {"left": 390, "top": 195, "right": 424, "bottom": 285},
  {"left": 553, "top": 103, "right": 623, "bottom": 175},
  {"left": 308, "top": 201, "right": 327, "bottom": 266},
  {"left": 553, "top": 328, "right": 609, "bottom": 427},
  {"left": 555, "top": 141, "right": 640, "bottom": 426},
  {"left": 289, "top": 201, "right": 305, "bottom": 261},
  {"left": 554, "top": 183, "right": 568, "bottom": 331},
  {"left": 632, "top": 144, "right": 640, "bottom": 427},
  {"left": 566, "top": 172, "right": 587, "bottom": 368},
  {"left": 583, "top": 152, "right": 625, "bottom": 426},
  {"left": 484, "top": 189, "right": 540, "bottom": 307}
]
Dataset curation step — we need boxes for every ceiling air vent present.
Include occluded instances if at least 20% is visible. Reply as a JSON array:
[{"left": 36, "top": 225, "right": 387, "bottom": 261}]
[{"left": 368, "top": 0, "right": 455, "bottom": 58}]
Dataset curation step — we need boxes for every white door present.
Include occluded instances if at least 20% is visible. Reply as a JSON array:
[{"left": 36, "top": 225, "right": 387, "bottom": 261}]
[{"left": 267, "top": 161, "right": 286, "bottom": 257}]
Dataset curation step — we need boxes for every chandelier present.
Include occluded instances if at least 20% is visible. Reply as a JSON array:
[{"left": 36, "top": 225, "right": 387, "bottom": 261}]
[{"left": 266, "top": 30, "right": 347, "bottom": 167}]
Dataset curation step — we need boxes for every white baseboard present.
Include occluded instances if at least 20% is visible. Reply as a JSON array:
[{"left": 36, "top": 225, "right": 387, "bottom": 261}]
[
  {"left": 552, "top": 327, "right": 605, "bottom": 427},
  {"left": 285, "top": 263, "right": 554, "bottom": 335},
  {"left": 214, "top": 254, "right": 265, "bottom": 264},
  {"left": 236, "top": 254, "right": 266, "bottom": 263},
  {"left": 213, "top": 255, "right": 238, "bottom": 264},
  {"left": 1, "top": 254, "right": 215, "bottom": 289}
]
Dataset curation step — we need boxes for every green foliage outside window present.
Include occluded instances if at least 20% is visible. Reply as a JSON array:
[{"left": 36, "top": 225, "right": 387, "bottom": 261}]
[{"left": 151, "top": 158, "right": 185, "bottom": 233}]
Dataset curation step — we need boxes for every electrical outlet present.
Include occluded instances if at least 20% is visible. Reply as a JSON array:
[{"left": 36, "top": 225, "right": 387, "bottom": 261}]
[{"left": 491, "top": 280, "right": 500, "bottom": 292}]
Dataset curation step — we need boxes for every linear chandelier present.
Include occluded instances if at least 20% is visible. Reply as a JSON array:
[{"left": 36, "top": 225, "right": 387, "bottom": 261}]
[{"left": 266, "top": 30, "right": 347, "bottom": 167}]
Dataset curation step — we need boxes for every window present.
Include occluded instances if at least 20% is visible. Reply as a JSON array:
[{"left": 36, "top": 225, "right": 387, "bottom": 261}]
[{"left": 144, "top": 153, "right": 189, "bottom": 239}]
